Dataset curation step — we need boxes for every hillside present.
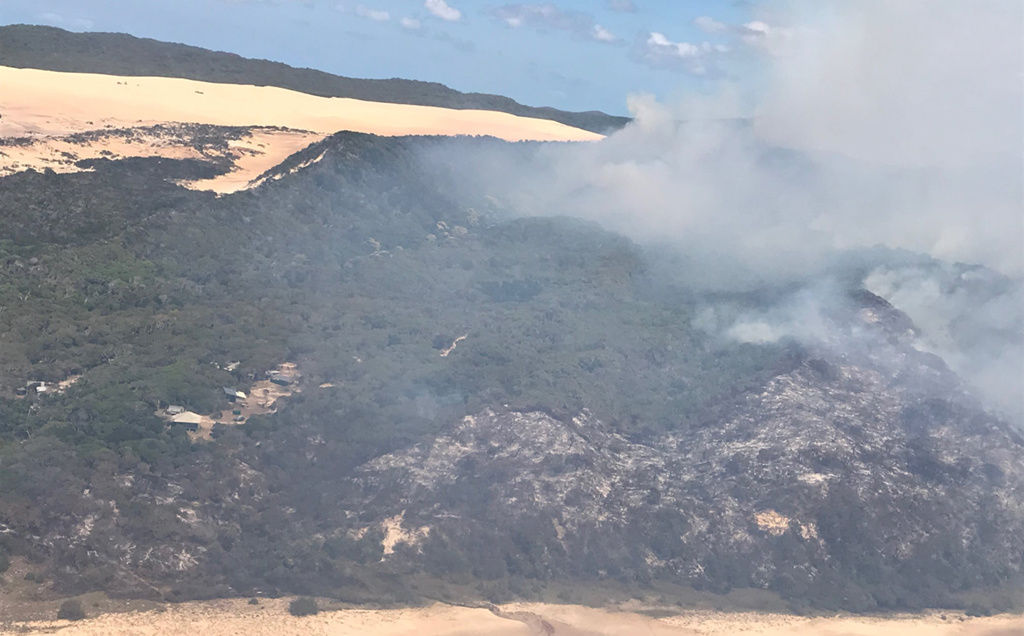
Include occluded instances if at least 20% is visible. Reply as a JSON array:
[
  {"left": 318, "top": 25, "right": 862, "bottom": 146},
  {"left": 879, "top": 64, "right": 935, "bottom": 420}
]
[
  {"left": 0, "top": 25, "right": 630, "bottom": 134},
  {"left": 0, "top": 21, "right": 1021, "bottom": 622},
  {"left": 0, "top": 130, "right": 1020, "bottom": 616}
]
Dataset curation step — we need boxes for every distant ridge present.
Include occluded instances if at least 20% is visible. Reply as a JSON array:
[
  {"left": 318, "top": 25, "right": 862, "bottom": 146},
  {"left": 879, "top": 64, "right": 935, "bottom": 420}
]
[{"left": 0, "top": 24, "right": 630, "bottom": 134}]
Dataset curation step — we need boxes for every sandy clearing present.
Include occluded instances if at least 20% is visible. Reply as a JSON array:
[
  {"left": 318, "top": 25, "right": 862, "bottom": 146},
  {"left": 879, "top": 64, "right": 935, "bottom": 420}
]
[
  {"left": 3, "top": 599, "right": 1021, "bottom": 636},
  {"left": 0, "top": 66, "right": 602, "bottom": 143},
  {"left": 180, "top": 129, "right": 325, "bottom": 193},
  {"left": 0, "top": 124, "right": 324, "bottom": 193},
  {"left": 157, "top": 362, "right": 302, "bottom": 440}
]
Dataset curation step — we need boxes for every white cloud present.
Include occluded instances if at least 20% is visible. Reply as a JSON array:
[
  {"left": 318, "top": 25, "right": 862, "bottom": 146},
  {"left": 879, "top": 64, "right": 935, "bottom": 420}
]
[
  {"left": 638, "top": 32, "right": 728, "bottom": 74},
  {"left": 741, "top": 20, "right": 771, "bottom": 35},
  {"left": 495, "top": 4, "right": 564, "bottom": 28},
  {"left": 355, "top": 5, "right": 390, "bottom": 21},
  {"left": 493, "top": 4, "right": 620, "bottom": 44},
  {"left": 592, "top": 25, "right": 618, "bottom": 43},
  {"left": 694, "top": 16, "right": 727, "bottom": 33},
  {"left": 607, "top": 0, "right": 636, "bottom": 12},
  {"left": 690, "top": 16, "right": 793, "bottom": 55},
  {"left": 736, "top": 20, "right": 794, "bottom": 51},
  {"left": 400, "top": 17, "right": 422, "bottom": 29},
  {"left": 425, "top": 0, "right": 461, "bottom": 21},
  {"left": 647, "top": 32, "right": 699, "bottom": 57},
  {"left": 632, "top": 16, "right": 796, "bottom": 74}
]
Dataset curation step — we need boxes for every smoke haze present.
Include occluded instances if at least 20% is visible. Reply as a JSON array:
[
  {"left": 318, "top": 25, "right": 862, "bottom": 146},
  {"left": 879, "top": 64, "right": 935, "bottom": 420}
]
[{"left": 442, "top": 1, "right": 1024, "bottom": 419}]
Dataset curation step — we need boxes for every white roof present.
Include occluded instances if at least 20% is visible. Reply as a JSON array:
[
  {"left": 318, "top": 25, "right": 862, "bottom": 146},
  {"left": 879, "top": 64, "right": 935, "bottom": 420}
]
[{"left": 171, "top": 411, "right": 203, "bottom": 425}]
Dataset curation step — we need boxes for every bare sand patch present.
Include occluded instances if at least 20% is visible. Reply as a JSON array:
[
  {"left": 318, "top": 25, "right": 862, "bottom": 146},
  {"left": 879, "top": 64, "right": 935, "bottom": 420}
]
[
  {"left": 0, "top": 125, "right": 322, "bottom": 193},
  {"left": 181, "top": 128, "right": 325, "bottom": 193},
  {"left": 379, "top": 512, "right": 431, "bottom": 556},
  {"left": 3, "top": 599, "right": 1020, "bottom": 636}
]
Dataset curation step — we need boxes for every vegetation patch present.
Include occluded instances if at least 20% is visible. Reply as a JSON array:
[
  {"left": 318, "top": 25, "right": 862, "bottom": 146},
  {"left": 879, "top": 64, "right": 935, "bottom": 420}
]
[
  {"left": 288, "top": 597, "right": 319, "bottom": 617},
  {"left": 57, "top": 599, "right": 86, "bottom": 621}
]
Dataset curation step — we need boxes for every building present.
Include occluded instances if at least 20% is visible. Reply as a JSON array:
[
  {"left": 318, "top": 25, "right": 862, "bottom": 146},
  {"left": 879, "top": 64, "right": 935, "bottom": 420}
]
[
  {"left": 170, "top": 411, "right": 203, "bottom": 432},
  {"left": 223, "top": 387, "right": 246, "bottom": 402}
]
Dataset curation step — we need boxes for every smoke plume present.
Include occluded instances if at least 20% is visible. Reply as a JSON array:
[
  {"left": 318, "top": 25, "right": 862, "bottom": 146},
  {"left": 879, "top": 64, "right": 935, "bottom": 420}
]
[{"left": 443, "top": 0, "right": 1023, "bottom": 419}]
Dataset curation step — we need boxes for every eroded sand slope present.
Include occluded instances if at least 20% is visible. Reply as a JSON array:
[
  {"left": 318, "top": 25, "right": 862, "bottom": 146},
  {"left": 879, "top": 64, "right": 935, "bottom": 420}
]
[
  {"left": 4, "top": 599, "right": 1022, "bottom": 636},
  {"left": 0, "top": 66, "right": 602, "bottom": 192}
]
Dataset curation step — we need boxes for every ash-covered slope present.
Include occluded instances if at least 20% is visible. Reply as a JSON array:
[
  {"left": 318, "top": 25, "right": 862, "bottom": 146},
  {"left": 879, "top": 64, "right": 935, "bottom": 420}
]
[
  {"left": 346, "top": 297, "right": 1024, "bottom": 611},
  {"left": 0, "top": 25, "right": 629, "bottom": 134}
]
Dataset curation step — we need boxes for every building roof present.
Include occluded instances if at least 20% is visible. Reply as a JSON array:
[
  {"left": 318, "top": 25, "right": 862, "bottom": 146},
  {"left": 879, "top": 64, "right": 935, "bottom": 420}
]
[{"left": 171, "top": 411, "right": 203, "bottom": 425}]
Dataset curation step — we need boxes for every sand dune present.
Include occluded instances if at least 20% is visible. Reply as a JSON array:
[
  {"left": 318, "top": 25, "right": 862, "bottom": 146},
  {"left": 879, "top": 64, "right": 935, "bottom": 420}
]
[
  {"left": 0, "top": 66, "right": 602, "bottom": 143},
  {"left": 0, "top": 65, "right": 601, "bottom": 192},
  {"left": 3, "top": 599, "right": 1021, "bottom": 636}
]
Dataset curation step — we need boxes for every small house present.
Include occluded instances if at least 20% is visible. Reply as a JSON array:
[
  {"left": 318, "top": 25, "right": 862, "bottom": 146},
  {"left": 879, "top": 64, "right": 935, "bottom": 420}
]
[
  {"left": 170, "top": 411, "right": 203, "bottom": 432},
  {"left": 166, "top": 405, "right": 185, "bottom": 416},
  {"left": 222, "top": 387, "right": 246, "bottom": 402}
]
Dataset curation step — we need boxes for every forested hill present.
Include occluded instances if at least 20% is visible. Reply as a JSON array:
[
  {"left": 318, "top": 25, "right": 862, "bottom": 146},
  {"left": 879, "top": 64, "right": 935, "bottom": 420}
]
[
  {"left": 0, "top": 24, "right": 630, "bottom": 134},
  {"left": 0, "top": 129, "right": 1020, "bottom": 614}
]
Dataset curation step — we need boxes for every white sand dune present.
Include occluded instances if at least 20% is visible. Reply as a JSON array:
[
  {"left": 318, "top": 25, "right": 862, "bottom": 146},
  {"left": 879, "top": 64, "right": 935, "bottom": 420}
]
[
  {"left": 0, "top": 66, "right": 601, "bottom": 192},
  {"left": 4, "top": 599, "right": 1021, "bottom": 636},
  {"left": 0, "top": 66, "right": 602, "bottom": 142}
]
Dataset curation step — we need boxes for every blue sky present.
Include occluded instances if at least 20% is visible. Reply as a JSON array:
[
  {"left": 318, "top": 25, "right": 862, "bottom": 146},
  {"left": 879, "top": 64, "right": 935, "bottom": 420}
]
[{"left": 0, "top": 0, "right": 765, "bottom": 115}]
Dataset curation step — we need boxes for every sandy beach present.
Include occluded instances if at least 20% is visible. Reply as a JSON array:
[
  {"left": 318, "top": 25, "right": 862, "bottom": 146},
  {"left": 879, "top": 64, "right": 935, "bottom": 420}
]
[{"left": 3, "top": 598, "right": 1021, "bottom": 636}]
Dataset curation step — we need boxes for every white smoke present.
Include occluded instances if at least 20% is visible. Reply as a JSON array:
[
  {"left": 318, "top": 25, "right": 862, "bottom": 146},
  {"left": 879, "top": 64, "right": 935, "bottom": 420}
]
[{"left": 452, "top": 0, "right": 1023, "bottom": 418}]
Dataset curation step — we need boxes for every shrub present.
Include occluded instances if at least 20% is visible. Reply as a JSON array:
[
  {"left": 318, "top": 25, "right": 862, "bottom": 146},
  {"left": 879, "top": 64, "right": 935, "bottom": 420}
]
[
  {"left": 288, "top": 597, "right": 319, "bottom": 616},
  {"left": 964, "top": 603, "right": 994, "bottom": 617},
  {"left": 57, "top": 599, "right": 86, "bottom": 621}
]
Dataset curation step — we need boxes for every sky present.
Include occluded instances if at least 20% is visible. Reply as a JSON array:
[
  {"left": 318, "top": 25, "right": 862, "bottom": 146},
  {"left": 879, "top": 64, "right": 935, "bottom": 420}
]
[{"left": 0, "top": 0, "right": 772, "bottom": 115}]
